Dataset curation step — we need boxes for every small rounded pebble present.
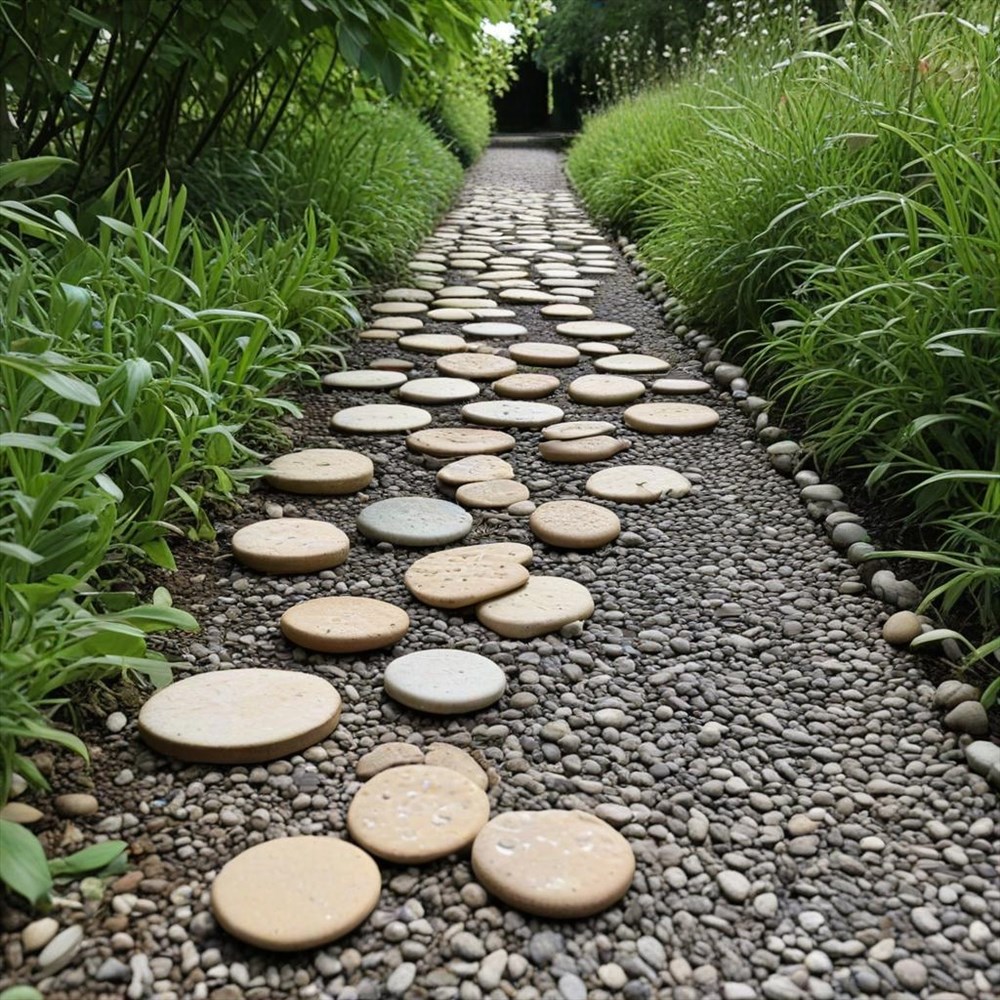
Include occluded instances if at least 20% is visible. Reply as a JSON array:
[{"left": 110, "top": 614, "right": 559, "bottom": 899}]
[
  {"left": 882, "top": 610, "right": 923, "bottom": 645},
  {"left": 231, "top": 519, "right": 349, "bottom": 573},
  {"left": 280, "top": 597, "right": 409, "bottom": 652}
]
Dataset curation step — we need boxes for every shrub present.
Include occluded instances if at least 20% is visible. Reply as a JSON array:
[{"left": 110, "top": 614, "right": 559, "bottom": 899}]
[{"left": 428, "top": 83, "right": 495, "bottom": 165}]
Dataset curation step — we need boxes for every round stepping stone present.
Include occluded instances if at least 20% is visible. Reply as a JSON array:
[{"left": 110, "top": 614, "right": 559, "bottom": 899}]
[
  {"left": 462, "top": 400, "right": 564, "bottom": 429},
  {"left": 211, "top": 837, "right": 380, "bottom": 951},
  {"left": 323, "top": 370, "right": 407, "bottom": 390},
  {"left": 586, "top": 465, "right": 691, "bottom": 503},
  {"left": 425, "top": 743, "right": 489, "bottom": 790},
  {"left": 408, "top": 260, "right": 446, "bottom": 273},
  {"left": 434, "top": 298, "right": 497, "bottom": 310},
  {"left": 508, "top": 342, "right": 580, "bottom": 367},
  {"left": 398, "top": 333, "right": 467, "bottom": 354},
  {"left": 498, "top": 288, "right": 556, "bottom": 304},
  {"left": 556, "top": 320, "right": 634, "bottom": 340},
  {"left": 540, "top": 303, "right": 594, "bottom": 319},
  {"left": 577, "top": 341, "right": 620, "bottom": 356},
  {"left": 357, "top": 742, "right": 424, "bottom": 779},
  {"left": 568, "top": 374, "right": 645, "bottom": 405},
  {"left": 358, "top": 328, "right": 399, "bottom": 341},
  {"left": 456, "top": 480, "right": 530, "bottom": 509},
  {"left": 405, "top": 543, "right": 533, "bottom": 608},
  {"left": 398, "top": 377, "right": 479, "bottom": 405},
  {"left": 530, "top": 500, "right": 620, "bottom": 549},
  {"left": 330, "top": 404, "right": 431, "bottom": 434},
  {"left": 492, "top": 373, "right": 560, "bottom": 399},
  {"left": 596, "top": 353, "right": 672, "bottom": 374},
  {"left": 231, "top": 518, "right": 349, "bottom": 574},
  {"left": 542, "top": 420, "right": 615, "bottom": 441},
  {"left": 347, "top": 765, "right": 490, "bottom": 863},
  {"left": 266, "top": 449, "right": 373, "bottom": 495},
  {"left": 357, "top": 497, "right": 472, "bottom": 547},
  {"left": 550, "top": 286, "right": 594, "bottom": 299},
  {"left": 427, "top": 308, "right": 476, "bottom": 322},
  {"left": 371, "top": 301, "right": 428, "bottom": 315},
  {"left": 138, "top": 669, "right": 342, "bottom": 763},
  {"left": 652, "top": 377, "right": 712, "bottom": 395},
  {"left": 623, "top": 402, "right": 720, "bottom": 434},
  {"left": 539, "top": 436, "right": 630, "bottom": 464},
  {"left": 462, "top": 322, "right": 527, "bottom": 338},
  {"left": 438, "top": 286, "right": 489, "bottom": 298},
  {"left": 370, "top": 358, "right": 414, "bottom": 371},
  {"left": 471, "top": 307, "right": 517, "bottom": 320},
  {"left": 437, "top": 455, "right": 515, "bottom": 488},
  {"left": 477, "top": 575, "right": 594, "bottom": 638},
  {"left": 280, "top": 596, "right": 409, "bottom": 652},
  {"left": 472, "top": 811, "right": 634, "bottom": 918},
  {"left": 436, "top": 353, "right": 517, "bottom": 380},
  {"left": 383, "top": 287, "right": 434, "bottom": 302},
  {"left": 407, "top": 427, "right": 515, "bottom": 457},
  {"left": 372, "top": 315, "right": 423, "bottom": 331},
  {"left": 383, "top": 649, "right": 506, "bottom": 714}
]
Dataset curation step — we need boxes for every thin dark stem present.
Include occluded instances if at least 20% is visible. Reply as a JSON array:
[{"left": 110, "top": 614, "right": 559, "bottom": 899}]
[
  {"left": 258, "top": 43, "right": 316, "bottom": 153},
  {"left": 70, "top": 28, "right": 118, "bottom": 194}
]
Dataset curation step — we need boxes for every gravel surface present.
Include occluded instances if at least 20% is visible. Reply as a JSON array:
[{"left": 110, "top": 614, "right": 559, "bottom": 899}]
[{"left": 2, "top": 143, "right": 998, "bottom": 1000}]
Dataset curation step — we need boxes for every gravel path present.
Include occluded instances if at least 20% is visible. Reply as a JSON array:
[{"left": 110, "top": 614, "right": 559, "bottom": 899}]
[{"left": 3, "top": 144, "right": 997, "bottom": 1000}]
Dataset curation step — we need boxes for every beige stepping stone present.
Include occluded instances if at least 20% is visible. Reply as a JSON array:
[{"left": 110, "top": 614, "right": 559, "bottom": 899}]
[
  {"left": 623, "top": 402, "right": 720, "bottom": 434},
  {"left": 472, "top": 810, "right": 635, "bottom": 918},
  {"left": 540, "top": 303, "right": 594, "bottom": 319},
  {"left": 498, "top": 288, "right": 556, "bottom": 304},
  {"left": 456, "top": 480, "right": 530, "bottom": 509},
  {"left": 652, "top": 377, "right": 712, "bottom": 395},
  {"left": 586, "top": 465, "right": 691, "bottom": 503},
  {"left": 358, "top": 497, "right": 472, "bottom": 546},
  {"left": 434, "top": 298, "right": 497, "bottom": 310},
  {"left": 437, "top": 455, "right": 515, "bottom": 488},
  {"left": 370, "top": 357, "right": 414, "bottom": 371},
  {"left": 568, "top": 374, "right": 645, "bottom": 405},
  {"left": 427, "top": 308, "right": 476, "bottom": 322},
  {"left": 357, "top": 742, "right": 424, "bottom": 779},
  {"left": 399, "top": 333, "right": 467, "bottom": 354},
  {"left": 438, "top": 286, "right": 489, "bottom": 298},
  {"left": 477, "top": 575, "right": 594, "bottom": 638},
  {"left": 405, "top": 543, "right": 532, "bottom": 608},
  {"left": 556, "top": 320, "right": 634, "bottom": 340},
  {"left": 596, "top": 353, "right": 672, "bottom": 374},
  {"left": 462, "top": 322, "right": 527, "bottom": 338},
  {"left": 539, "top": 436, "right": 630, "bottom": 464},
  {"left": 0, "top": 803, "right": 42, "bottom": 824},
  {"left": 358, "top": 328, "right": 399, "bottom": 341},
  {"left": 550, "top": 286, "right": 594, "bottom": 299},
  {"left": 407, "top": 427, "right": 516, "bottom": 457},
  {"left": 347, "top": 765, "right": 490, "bottom": 863},
  {"left": 138, "top": 669, "right": 342, "bottom": 763},
  {"left": 508, "top": 342, "right": 580, "bottom": 367},
  {"left": 542, "top": 420, "right": 615, "bottom": 441},
  {"left": 462, "top": 400, "right": 564, "bottom": 429},
  {"left": 211, "top": 837, "right": 380, "bottom": 951},
  {"left": 408, "top": 260, "right": 446, "bottom": 273},
  {"left": 323, "top": 370, "right": 407, "bottom": 390},
  {"left": 577, "top": 341, "right": 620, "bottom": 356},
  {"left": 539, "top": 278, "right": 600, "bottom": 288},
  {"left": 383, "top": 649, "right": 506, "bottom": 714},
  {"left": 470, "top": 307, "right": 518, "bottom": 320},
  {"left": 280, "top": 596, "right": 409, "bottom": 652},
  {"left": 436, "top": 353, "right": 517, "bottom": 380},
  {"left": 530, "top": 500, "right": 620, "bottom": 549},
  {"left": 266, "top": 449, "right": 373, "bottom": 495},
  {"left": 398, "top": 377, "right": 479, "bottom": 405},
  {"left": 232, "top": 519, "right": 349, "bottom": 574},
  {"left": 371, "top": 301, "right": 428, "bottom": 315},
  {"left": 425, "top": 743, "right": 489, "bottom": 790},
  {"left": 372, "top": 315, "right": 423, "bottom": 331},
  {"left": 330, "top": 404, "right": 431, "bottom": 434},
  {"left": 492, "top": 373, "right": 560, "bottom": 399},
  {"left": 383, "top": 287, "right": 434, "bottom": 302}
]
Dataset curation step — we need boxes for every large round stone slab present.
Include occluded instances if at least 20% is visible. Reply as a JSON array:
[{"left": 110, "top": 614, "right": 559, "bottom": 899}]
[
  {"left": 623, "top": 402, "right": 720, "bottom": 434},
  {"left": 347, "top": 765, "right": 490, "bottom": 863},
  {"left": 555, "top": 320, "right": 634, "bottom": 340},
  {"left": 280, "top": 597, "right": 409, "bottom": 652},
  {"left": 530, "top": 500, "right": 620, "bottom": 549},
  {"left": 461, "top": 400, "right": 564, "bottom": 429},
  {"left": 436, "top": 353, "right": 518, "bottom": 380},
  {"left": 456, "top": 480, "right": 530, "bottom": 509},
  {"left": 437, "top": 455, "right": 515, "bottom": 488},
  {"left": 568, "top": 374, "right": 645, "bottom": 405},
  {"left": 232, "top": 519, "right": 349, "bottom": 574},
  {"left": 492, "top": 373, "right": 560, "bottom": 399},
  {"left": 357, "top": 497, "right": 472, "bottom": 547},
  {"left": 266, "top": 449, "right": 374, "bottom": 495},
  {"left": 405, "top": 543, "right": 533, "bottom": 609},
  {"left": 323, "top": 370, "right": 407, "bottom": 390},
  {"left": 139, "top": 669, "right": 342, "bottom": 764},
  {"left": 509, "top": 342, "right": 580, "bottom": 367},
  {"left": 542, "top": 420, "right": 615, "bottom": 441},
  {"left": 371, "top": 301, "right": 428, "bottom": 315},
  {"left": 330, "top": 404, "right": 431, "bottom": 434},
  {"left": 462, "top": 322, "right": 527, "bottom": 338},
  {"left": 595, "top": 353, "right": 672, "bottom": 374},
  {"left": 384, "top": 649, "right": 506, "bottom": 714},
  {"left": 211, "top": 838, "right": 380, "bottom": 950},
  {"left": 407, "top": 428, "right": 516, "bottom": 457},
  {"left": 540, "top": 303, "right": 593, "bottom": 319},
  {"left": 472, "top": 811, "right": 635, "bottom": 918},
  {"left": 398, "top": 377, "right": 480, "bottom": 405},
  {"left": 398, "top": 333, "right": 468, "bottom": 354},
  {"left": 539, "top": 436, "right": 630, "bottom": 464},
  {"left": 477, "top": 576, "right": 594, "bottom": 638},
  {"left": 586, "top": 465, "right": 691, "bottom": 503},
  {"left": 652, "top": 377, "right": 712, "bottom": 395}
]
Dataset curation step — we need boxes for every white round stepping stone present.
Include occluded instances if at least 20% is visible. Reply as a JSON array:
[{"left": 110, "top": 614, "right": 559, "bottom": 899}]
[
  {"left": 542, "top": 420, "right": 615, "bottom": 441},
  {"left": 407, "top": 427, "right": 515, "bottom": 457},
  {"left": 540, "top": 303, "right": 594, "bottom": 319},
  {"left": 472, "top": 811, "right": 635, "bottom": 918},
  {"left": 211, "top": 838, "right": 380, "bottom": 950},
  {"left": 471, "top": 307, "right": 517, "bottom": 320},
  {"left": 347, "top": 765, "right": 490, "bottom": 863},
  {"left": 462, "top": 400, "right": 564, "bottom": 429},
  {"left": 492, "top": 373, "right": 560, "bottom": 399},
  {"left": 437, "top": 455, "right": 515, "bottom": 488},
  {"left": 399, "top": 333, "right": 467, "bottom": 354},
  {"left": 577, "top": 341, "right": 620, "bottom": 356},
  {"left": 330, "top": 404, "right": 431, "bottom": 434},
  {"left": 232, "top": 519, "right": 349, "bottom": 574},
  {"left": 530, "top": 500, "right": 620, "bottom": 549},
  {"left": 498, "top": 288, "right": 556, "bottom": 304},
  {"left": 371, "top": 301, "right": 428, "bottom": 315},
  {"left": 323, "top": 370, "right": 407, "bottom": 390},
  {"left": 398, "top": 377, "right": 480, "bottom": 405},
  {"left": 623, "top": 402, "right": 720, "bottom": 434},
  {"left": 462, "top": 322, "right": 527, "bottom": 338},
  {"left": 539, "top": 436, "right": 630, "bottom": 463},
  {"left": 383, "top": 287, "right": 434, "bottom": 302},
  {"left": 358, "top": 328, "right": 399, "bottom": 341},
  {"left": 383, "top": 649, "right": 506, "bottom": 714},
  {"left": 550, "top": 286, "right": 594, "bottom": 299},
  {"left": 370, "top": 357, "right": 414, "bottom": 371},
  {"left": 508, "top": 342, "right": 580, "bottom": 367},
  {"left": 438, "top": 286, "right": 489, "bottom": 298},
  {"left": 405, "top": 543, "right": 533, "bottom": 608},
  {"left": 652, "top": 377, "right": 712, "bottom": 395},
  {"left": 139, "top": 669, "right": 342, "bottom": 763},
  {"left": 476, "top": 575, "right": 594, "bottom": 638},
  {"left": 408, "top": 260, "right": 446, "bottom": 273},
  {"left": 436, "top": 353, "right": 517, "bottom": 380},
  {"left": 456, "top": 480, "right": 530, "bottom": 509},
  {"left": 556, "top": 320, "right": 634, "bottom": 340},
  {"left": 427, "top": 308, "right": 476, "bottom": 322},
  {"left": 266, "top": 449, "right": 373, "bottom": 495},
  {"left": 358, "top": 496, "right": 472, "bottom": 547},
  {"left": 434, "top": 298, "right": 497, "bottom": 310},
  {"left": 372, "top": 315, "right": 423, "bottom": 331},
  {"left": 586, "top": 465, "right": 691, "bottom": 503},
  {"left": 281, "top": 596, "right": 409, "bottom": 652},
  {"left": 596, "top": 353, "right": 672, "bottom": 374},
  {"left": 568, "top": 374, "right": 645, "bottom": 405}
]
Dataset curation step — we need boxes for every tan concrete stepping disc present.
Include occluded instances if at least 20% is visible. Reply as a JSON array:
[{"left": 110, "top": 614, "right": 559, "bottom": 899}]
[
  {"left": 577, "top": 341, "right": 620, "bottom": 356},
  {"left": 540, "top": 303, "right": 594, "bottom": 319},
  {"left": 372, "top": 315, "right": 423, "bottom": 331},
  {"left": 652, "top": 377, "right": 712, "bottom": 395},
  {"left": 462, "top": 400, "right": 564, "bottom": 429},
  {"left": 437, "top": 455, "right": 515, "bottom": 488},
  {"left": 596, "top": 353, "right": 672, "bottom": 374},
  {"left": 539, "top": 436, "right": 630, "bottom": 464},
  {"left": 399, "top": 333, "right": 467, "bottom": 354},
  {"left": 462, "top": 322, "right": 527, "bottom": 338},
  {"left": 456, "top": 480, "right": 530, "bottom": 509},
  {"left": 280, "top": 597, "right": 409, "bottom": 652},
  {"left": 425, "top": 743, "right": 489, "bottom": 790},
  {"left": 347, "top": 765, "right": 490, "bottom": 863},
  {"left": 427, "top": 308, "right": 476, "bottom": 322},
  {"left": 370, "top": 357, "right": 414, "bottom": 371},
  {"left": 232, "top": 518, "right": 349, "bottom": 573},
  {"left": 551, "top": 286, "right": 594, "bottom": 299},
  {"left": 471, "top": 307, "right": 517, "bottom": 319},
  {"left": 323, "top": 370, "right": 407, "bottom": 390},
  {"left": 358, "top": 328, "right": 399, "bottom": 341},
  {"left": 266, "top": 449, "right": 373, "bottom": 495},
  {"left": 408, "top": 427, "right": 516, "bottom": 457},
  {"left": 472, "top": 810, "right": 635, "bottom": 918},
  {"left": 398, "top": 377, "right": 480, "bottom": 405},
  {"left": 405, "top": 544, "right": 532, "bottom": 608},
  {"left": 384, "top": 649, "right": 506, "bottom": 714},
  {"left": 586, "top": 465, "right": 691, "bottom": 503},
  {"left": 568, "top": 374, "right": 645, "bottom": 405},
  {"left": 371, "top": 301, "right": 428, "bottom": 315},
  {"left": 492, "top": 373, "right": 560, "bottom": 399},
  {"left": 357, "top": 742, "right": 424, "bottom": 779},
  {"left": 530, "top": 500, "right": 620, "bottom": 549},
  {"left": 408, "top": 260, "right": 446, "bottom": 273},
  {"left": 434, "top": 299, "right": 497, "bottom": 310},
  {"left": 139, "top": 669, "right": 342, "bottom": 764},
  {"left": 436, "top": 353, "right": 517, "bottom": 380},
  {"left": 508, "top": 342, "right": 580, "bottom": 367},
  {"left": 541, "top": 420, "right": 615, "bottom": 441},
  {"left": 498, "top": 288, "right": 556, "bottom": 304},
  {"left": 383, "top": 287, "right": 434, "bottom": 302},
  {"left": 623, "top": 402, "right": 720, "bottom": 434},
  {"left": 556, "top": 320, "right": 634, "bottom": 340},
  {"left": 438, "top": 286, "right": 489, "bottom": 298},
  {"left": 477, "top": 575, "right": 594, "bottom": 638},
  {"left": 330, "top": 404, "right": 431, "bottom": 434}
]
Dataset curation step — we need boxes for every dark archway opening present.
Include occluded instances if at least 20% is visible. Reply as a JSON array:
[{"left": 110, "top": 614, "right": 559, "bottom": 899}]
[{"left": 493, "top": 52, "right": 583, "bottom": 134}]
